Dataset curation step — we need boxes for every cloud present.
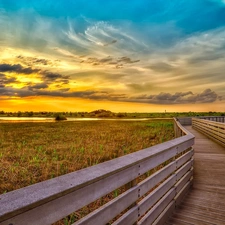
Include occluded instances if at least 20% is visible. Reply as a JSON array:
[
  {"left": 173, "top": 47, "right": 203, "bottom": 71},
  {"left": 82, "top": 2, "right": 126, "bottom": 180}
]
[
  {"left": 42, "top": 71, "right": 68, "bottom": 79},
  {"left": 0, "top": 63, "right": 71, "bottom": 86},
  {"left": 99, "top": 56, "right": 113, "bottom": 63},
  {"left": 172, "top": 28, "right": 225, "bottom": 58},
  {"left": 0, "top": 80, "right": 222, "bottom": 106},
  {"left": 0, "top": 64, "right": 39, "bottom": 74},
  {"left": 126, "top": 82, "right": 156, "bottom": 92},
  {"left": 1, "top": 3, "right": 225, "bottom": 110},
  {"left": 65, "top": 20, "right": 149, "bottom": 57},
  {"left": 103, "top": 39, "right": 117, "bottom": 46},
  {"left": 0, "top": 73, "right": 25, "bottom": 89},
  {"left": 29, "top": 83, "right": 48, "bottom": 89},
  {"left": 147, "top": 62, "right": 176, "bottom": 73},
  {"left": 117, "top": 57, "right": 140, "bottom": 64},
  {"left": 80, "top": 55, "right": 140, "bottom": 68},
  {"left": 187, "top": 52, "right": 225, "bottom": 65},
  {"left": 41, "top": 71, "right": 70, "bottom": 85},
  {"left": 0, "top": 73, "right": 18, "bottom": 85},
  {"left": 141, "top": 27, "right": 225, "bottom": 94},
  {"left": 16, "top": 55, "right": 58, "bottom": 67},
  {"left": 0, "top": 85, "right": 103, "bottom": 99},
  {"left": 132, "top": 89, "right": 221, "bottom": 104}
]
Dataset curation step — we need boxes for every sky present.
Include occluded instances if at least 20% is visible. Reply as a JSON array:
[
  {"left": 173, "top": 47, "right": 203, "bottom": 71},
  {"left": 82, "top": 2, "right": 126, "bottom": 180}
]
[{"left": 0, "top": 0, "right": 225, "bottom": 112}]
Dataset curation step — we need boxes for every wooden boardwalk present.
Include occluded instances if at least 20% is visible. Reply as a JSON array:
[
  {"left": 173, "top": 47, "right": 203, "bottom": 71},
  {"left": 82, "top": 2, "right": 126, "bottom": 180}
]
[{"left": 165, "top": 126, "right": 225, "bottom": 225}]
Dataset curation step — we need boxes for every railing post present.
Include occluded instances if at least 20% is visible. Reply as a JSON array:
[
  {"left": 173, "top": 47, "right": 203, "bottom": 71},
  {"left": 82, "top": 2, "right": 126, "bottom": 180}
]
[{"left": 174, "top": 120, "right": 178, "bottom": 138}]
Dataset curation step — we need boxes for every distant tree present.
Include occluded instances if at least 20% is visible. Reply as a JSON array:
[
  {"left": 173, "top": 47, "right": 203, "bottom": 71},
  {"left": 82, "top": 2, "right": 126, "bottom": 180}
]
[
  {"left": 117, "top": 113, "right": 125, "bottom": 118},
  {"left": 28, "top": 111, "right": 34, "bottom": 117},
  {"left": 55, "top": 114, "right": 67, "bottom": 121},
  {"left": 17, "top": 111, "right": 22, "bottom": 117},
  {"left": 90, "top": 109, "right": 113, "bottom": 118}
]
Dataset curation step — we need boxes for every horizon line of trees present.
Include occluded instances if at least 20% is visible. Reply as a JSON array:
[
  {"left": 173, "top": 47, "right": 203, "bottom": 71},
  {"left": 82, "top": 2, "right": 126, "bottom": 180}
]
[{"left": 0, "top": 110, "right": 224, "bottom": 118}]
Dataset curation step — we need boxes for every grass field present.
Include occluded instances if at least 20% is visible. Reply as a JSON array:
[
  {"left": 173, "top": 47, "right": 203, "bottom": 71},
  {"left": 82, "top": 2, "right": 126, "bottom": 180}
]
[{"left": 0, "top": 119, "right": 174, "bottom": 194}]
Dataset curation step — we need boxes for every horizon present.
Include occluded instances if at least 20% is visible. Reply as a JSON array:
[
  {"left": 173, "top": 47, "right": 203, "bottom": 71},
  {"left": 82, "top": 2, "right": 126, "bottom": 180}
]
[
  {"left": 0, "top": 109, "right": 223, "bottom": 114},
  {"left": 1, "top": 0, "right": 225, "bottom": 112}
]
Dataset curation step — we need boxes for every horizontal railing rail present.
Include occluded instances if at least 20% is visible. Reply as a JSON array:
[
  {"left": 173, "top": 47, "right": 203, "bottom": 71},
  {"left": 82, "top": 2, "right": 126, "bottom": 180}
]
[
  {"left": 0, "top": 119, "right": 194, "bottom": 225},
  {"left": 198, "top": 116, "right": 225, "bottom": 123},
  {"left": 192, "top": 117, "right": 225, "bottom": 147}
]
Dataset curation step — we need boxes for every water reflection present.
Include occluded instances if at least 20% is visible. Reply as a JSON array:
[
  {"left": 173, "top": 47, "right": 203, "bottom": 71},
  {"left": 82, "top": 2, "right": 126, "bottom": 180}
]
[
  {"left": 0, "top": 117, "right": 151, "bottom": 122},
  {"left": 0, "top": 117, "right": 53, "bottom": 122}
]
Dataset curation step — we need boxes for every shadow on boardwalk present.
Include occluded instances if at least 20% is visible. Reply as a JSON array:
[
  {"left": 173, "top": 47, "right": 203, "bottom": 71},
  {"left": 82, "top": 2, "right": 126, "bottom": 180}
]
[{"left": 165, "top": 126, "right": 225, "bottom": 225}]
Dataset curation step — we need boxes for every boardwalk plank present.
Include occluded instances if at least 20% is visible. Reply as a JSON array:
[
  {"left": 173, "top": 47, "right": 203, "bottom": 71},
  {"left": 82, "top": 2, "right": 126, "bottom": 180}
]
[
  {"left": 183, "top": 197, "right": 225, "bottom": 209},
  {"left": 164, "top": 126, "right": 225, "bottom": 225},
  {"left": 177, "top": 204, "right": 225, "bottom": 220},
  {"left": 181, "top": 202, "right": 225, "bottom": 215},
  {"left": 166, "top": 219, "right": 194, "bottom": 225},
  {"left": 171, "top": 213, "right": 219, "bottom": 225}
]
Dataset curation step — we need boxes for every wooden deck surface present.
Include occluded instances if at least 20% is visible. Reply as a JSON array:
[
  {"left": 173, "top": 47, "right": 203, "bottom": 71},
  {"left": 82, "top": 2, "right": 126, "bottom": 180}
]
[{"left": 165, "top": 126, "right": 225, "bottom": 225}]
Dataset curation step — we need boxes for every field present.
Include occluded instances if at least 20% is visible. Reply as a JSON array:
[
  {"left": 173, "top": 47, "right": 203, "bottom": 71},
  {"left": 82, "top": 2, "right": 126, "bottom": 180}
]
[{"left": 0, "top": 119, "right": 174, "bottom": 194}]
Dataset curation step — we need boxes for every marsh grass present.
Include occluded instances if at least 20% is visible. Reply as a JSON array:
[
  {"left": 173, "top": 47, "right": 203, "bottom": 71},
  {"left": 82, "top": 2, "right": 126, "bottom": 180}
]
[
  {"left": 0, "top": 120, "right": 174, "bottom": 194},
  {"left": 0, "top": 119, "right": 174, "bottom": 224}
]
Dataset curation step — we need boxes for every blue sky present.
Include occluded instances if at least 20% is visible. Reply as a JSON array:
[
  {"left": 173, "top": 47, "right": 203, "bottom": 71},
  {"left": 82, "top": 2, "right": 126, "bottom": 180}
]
[{"left": 0, "top": 0, "right": 225, "bottom": 112}]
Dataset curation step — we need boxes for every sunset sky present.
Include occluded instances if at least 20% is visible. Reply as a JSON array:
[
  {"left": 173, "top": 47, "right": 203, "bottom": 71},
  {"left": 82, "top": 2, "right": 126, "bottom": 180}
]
[{"left": 0, "top": 0, "right": 225, "bottom": 112}]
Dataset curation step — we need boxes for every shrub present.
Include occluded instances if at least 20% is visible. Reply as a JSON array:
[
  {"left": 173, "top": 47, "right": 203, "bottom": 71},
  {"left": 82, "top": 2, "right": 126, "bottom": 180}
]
[{"left": 55, "top": 114, "right": 67, "bottom": 121}]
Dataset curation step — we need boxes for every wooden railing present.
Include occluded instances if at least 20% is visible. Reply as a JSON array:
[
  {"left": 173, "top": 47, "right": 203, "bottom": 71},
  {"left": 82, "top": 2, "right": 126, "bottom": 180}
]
[
  {"left": 192, "top": 117, "right": 225, "bottom": 147},
  {"left": 0, "top": 119, "right": 194, "bottom": 225},
  {"left": 198, "top": 116, "right": 225, "bottom": 123}
]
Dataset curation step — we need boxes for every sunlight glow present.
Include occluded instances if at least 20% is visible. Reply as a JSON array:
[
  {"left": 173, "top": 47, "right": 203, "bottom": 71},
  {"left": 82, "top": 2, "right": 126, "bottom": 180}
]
[{"left": 0, "top": 1, "right": 225, "bottom": 112}]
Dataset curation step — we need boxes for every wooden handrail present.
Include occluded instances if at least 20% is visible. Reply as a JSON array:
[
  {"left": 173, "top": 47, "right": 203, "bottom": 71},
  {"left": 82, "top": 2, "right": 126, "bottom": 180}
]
[
  {"left": 192, "top": 117, "right": 225, "bottom": 147},
  {"left": 198, "top": 116, "right": 225, "bottom": 123},
  {"left": 0, "top": 119, "right": 195, "bottom": 225}
]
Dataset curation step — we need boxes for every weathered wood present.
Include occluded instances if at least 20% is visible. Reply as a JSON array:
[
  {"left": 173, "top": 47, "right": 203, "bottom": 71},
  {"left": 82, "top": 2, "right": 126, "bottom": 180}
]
[
  {"left": 112, "top": 155, "right": 193, "bottom": 225},
  {"left": 193, "top": 121, "right": 225, "bottom": 137},
  {"left": 152, "top": 202, "right": 175, "bottom": 225},
  {"left": 175, "top": 160, "right": 193, "bottom": 181},
  {"left": 73, "top": 186, "right": 139, "bottom": 225},
  {"left": 138, "top": 189, "right": 176, "bottom": 225},
  {"left": 192, "top": 118, "right": 225, "bottom": 147},
  {"left": 139, "top": 175, "right": 176, "bottom": 217},
  {"left": 174, "top": 180, "right": 192, "bottom": 206},
  {"left": 176, "top": 117, "right": 192, "bottom": 126},
  {"left": 198, "top": 116, "right": 225, "bottom": 123},
  {"left": 0, "top": 164, "right": 139, "bottom": 225},
  {"left": 112, "top": 175, "right": 177, "bottom": 225},
  {"left": 164, "top": 124, "right": 225, "bottom": 225},
  {"left": 112, "top": 206, "right": 137, "bottom": 225},
  {"left": 176, "top": 137, "right": 194, "bottom": 154},
  {"left": 175, "top": 169, "right": 193, "bottom": 194},
  {"left": 197, "top": 117, "right": 225, "bottom": 126},
  {"left": 73, "top": 161, "right": 177, "bottom": 225},
  {"left": 139, "top": 161, "right": 176, "bottom": 197},
  {"left": 176, "top": 149, "right": 193, "bottom": 169}
]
